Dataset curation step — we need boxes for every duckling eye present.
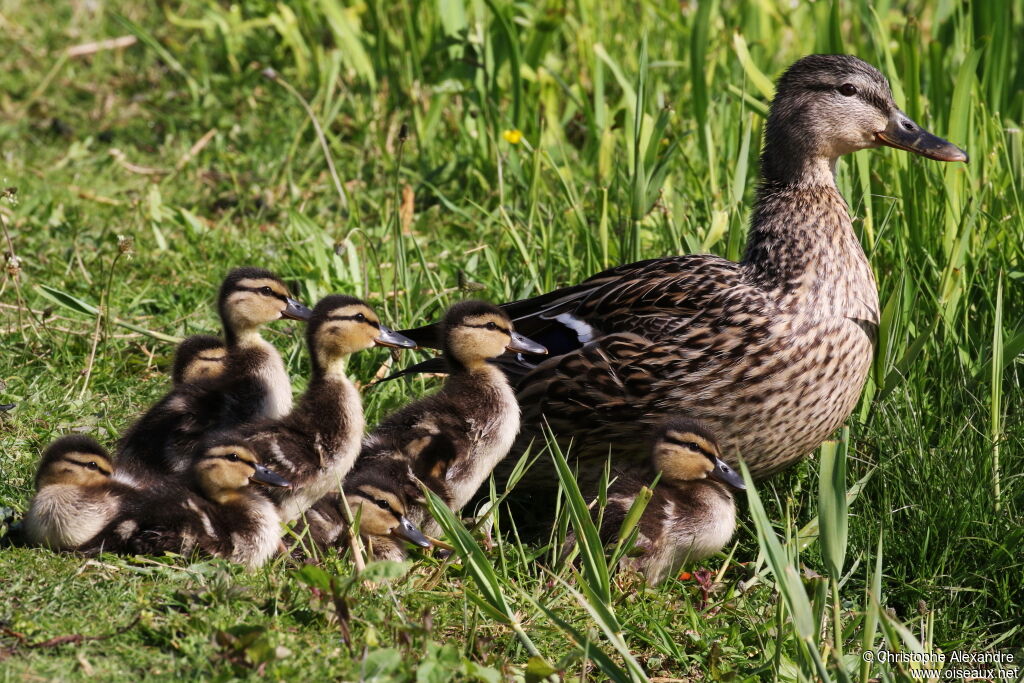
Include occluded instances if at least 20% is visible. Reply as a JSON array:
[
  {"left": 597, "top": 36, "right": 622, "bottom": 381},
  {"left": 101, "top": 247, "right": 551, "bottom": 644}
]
[
  {"left": 86, "top": 461, "right": 99, "bottom": 470},
  {"left": 259, "top": 286, "right": 274, "bottom": 296},
  {"left": 485, "top": 321, "right": 498, "bottom": 330},
  {"left": 355, "top": 313, "right": 366, "bottom": 322},
  {"left": 374, "top": 498, "right": 389, "bottom": 510},
  {"left": 838, "top": 83, "right": 857, "bottom": 97},
  {"left": 226, "top": 452, "right": 240, "bottom": 462}
]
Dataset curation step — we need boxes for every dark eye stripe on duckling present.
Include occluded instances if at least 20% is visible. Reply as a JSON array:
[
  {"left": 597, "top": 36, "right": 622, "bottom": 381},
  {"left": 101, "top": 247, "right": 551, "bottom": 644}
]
[
  {"left": 662, "top": 431, "right": 717, "bottom": 459},
  {"left": 461, "top": 316, "right": 511, "bottom": 335},
  {"left": 202, "top": 448, "right": 258, "bottom": 470},
  {"left": 65, "top": 457, "right": 113, "bottom": 476},
  {"left": 327, "top": 314, "right": 381, "bottom": 329},
  {"left": 354, "top": 488, "right": 401, "bottom": 518},
  {"left": 234, "top": 279, "right": 289, "bottom": 302}
]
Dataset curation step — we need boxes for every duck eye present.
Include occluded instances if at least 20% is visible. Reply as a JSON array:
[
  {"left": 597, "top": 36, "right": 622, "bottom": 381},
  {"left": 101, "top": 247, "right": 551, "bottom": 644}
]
[
  {"left": 374, "top": 499, "right": 389, "bottom": 510},
  {"left": 838, "top": 83, "right": 857, "bottom": 97},
  {"left": 485, "top": 321, "right": 498, "bottom": 330},
  {"left": 86, "top": 461, "right": 99, "bottom": 470},
  {"left": 259, "top": 286, "right": 274, "bottom": 296},
  {"left": 355, "top": 313, "right": 366, "bottom": 322},
  {"left": 227, "top": 453, "right": 240, "bottom": 462}
]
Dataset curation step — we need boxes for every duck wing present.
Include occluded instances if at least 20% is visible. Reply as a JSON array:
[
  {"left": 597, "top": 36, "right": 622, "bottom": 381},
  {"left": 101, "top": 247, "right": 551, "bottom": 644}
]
[{"left": 395, "top": 255, "right": 750, "bottom": 381}]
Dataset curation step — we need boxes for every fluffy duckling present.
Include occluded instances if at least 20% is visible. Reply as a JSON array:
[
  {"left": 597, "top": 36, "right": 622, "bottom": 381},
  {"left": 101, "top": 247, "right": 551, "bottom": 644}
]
[
  {"left": 116, "top": 267, "right": 312, "bottom": 484},
  {"left": 361, "top": 300, "right": 546, "bottom": 515},
  {"left": 172, "top": 335, "right": 226, "bottom": 386},
  {"left": 243, "top": 295, "right": 415, "bottom": 522},
  {"left": 22, "top": 435, "right": 125, "bottom": 550},
  {"left": 297, "top": 454, "right": 437, "bottom": 561},
  {"left": 582, "top": 419, "right": 745, "bottom": 585},
  {"left": 80, "top": 432, "right": 291, "bottom": 568}
]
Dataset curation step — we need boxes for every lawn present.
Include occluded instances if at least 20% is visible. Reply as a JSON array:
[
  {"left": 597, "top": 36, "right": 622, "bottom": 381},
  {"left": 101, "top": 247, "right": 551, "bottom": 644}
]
[{"left": 1, "top": 0, "right": 1022, "bottom": 680}]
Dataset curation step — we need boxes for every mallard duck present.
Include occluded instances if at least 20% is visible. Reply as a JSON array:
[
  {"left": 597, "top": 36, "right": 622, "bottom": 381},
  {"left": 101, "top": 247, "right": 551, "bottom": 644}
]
[
  {"left": 79, "top": 432, "right": 291, "bottom": 568},
  {"left": 243, "top": 295, "right": 415, "bottom": 522},
  {"left": 296, "top": 454, "right": 435, "bottom": 561},
  {"left": 21, "top": 435, "right": 123, "bottom": 550},
  {"left": 116, "top": 267, "right": 312, "bottom": 484},
  {"left": 567, "top": 418, "right": 744, "bottom": 586},
  {"left": 397, "top": 55, "right": 967, "bottom": 499},
  {"left": 172, "top": 335, "right": 226, "bottom": 386},
  {"left": 363, "top": 300, "right": 546, "bottom": 516}
]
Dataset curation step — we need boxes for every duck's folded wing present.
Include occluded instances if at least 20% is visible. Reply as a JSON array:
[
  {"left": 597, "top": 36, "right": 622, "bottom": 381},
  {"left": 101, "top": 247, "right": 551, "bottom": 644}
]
[{"left": 397, "top": 255, "right": 746, "bottom": 370}]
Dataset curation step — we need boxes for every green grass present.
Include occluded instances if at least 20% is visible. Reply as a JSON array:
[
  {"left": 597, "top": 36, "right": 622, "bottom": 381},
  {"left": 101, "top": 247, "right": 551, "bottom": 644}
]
[{"left": 1, "top": 0, "right": 1022, "bottom": 679}]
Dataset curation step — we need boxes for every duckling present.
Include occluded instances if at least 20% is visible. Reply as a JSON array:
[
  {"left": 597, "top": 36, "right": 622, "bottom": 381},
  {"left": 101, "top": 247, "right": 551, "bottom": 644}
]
[
  {"left": 172, "top": 335, "right": 226, "bottom": 386},
  {"left": 297, "top": 454, "right": 436, "bottom": 561},
  {"left": 116, "top": 267, "right": 312, "bottom": 484},
  {"left": 574, "top": 418, "right": 745, "bottom": 586},
  {"left": 361, "top": 300, "right": 546, "bottom": 515},
  {"left": 80, "top": 432, "right": 291, "bottom": 568},
  {"left": 22, "top": 435, "right": 124, "bottom": 550},
  {"left": 243, "top": 295, "right": 415, "bottom": 522}
]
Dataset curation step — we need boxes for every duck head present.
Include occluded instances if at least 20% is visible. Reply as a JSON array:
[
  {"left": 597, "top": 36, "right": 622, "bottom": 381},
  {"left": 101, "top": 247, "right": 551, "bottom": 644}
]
[
  {"left": 218, "top": 267, "right": 312, "bottom": 346},
  {"left": 441, "top": 300, "right": 547, "bottom": 370},
  {"left": 308, "top": 295, "right": 415, "bottom": 374},
  {"left": 650, "top": 418, "right": 745, "bottom": 490},
  {"left": 35, "top": 435, "right": 113, "bottom": 489},
  {"left": 344, "top": 460, "right": 432, "bottom": 549},
  {"left": 172, "top": 335, "right": 227, "bottom": 386},
  {"left": 762, "top": 54, "right": 967, "bottom": 184},
  {"left": 194, "top": 433, "right": 291, "bottom": 505}
]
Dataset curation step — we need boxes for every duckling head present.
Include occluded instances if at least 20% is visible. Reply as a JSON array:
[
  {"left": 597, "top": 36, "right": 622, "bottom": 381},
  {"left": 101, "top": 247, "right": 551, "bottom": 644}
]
[
  {"left": 650, "top": 419, "right": 745, "bottom": 490},
  {"left": 308, "top": 295, "right": 415, "bottom": 375},
  {"left": 344, "top": 460, "right": 431, "bottom": 549},
  {"left": 218, "top": 267, "right": 313, "bottom": 345},
  {"left": 762, "top": 54, "right": 966, "bottom": 184},
  {"left": 194, "top": 433, "right": 291, "bottom": 505},
  {"left": 172, "top": 335, "right": 227, "bottom": 386},
  {"left": 35, "top": 435, "right": 113, "bottom": 489},
  {"left": 441, "top": 300, "right": 547, "bottom": 370}
]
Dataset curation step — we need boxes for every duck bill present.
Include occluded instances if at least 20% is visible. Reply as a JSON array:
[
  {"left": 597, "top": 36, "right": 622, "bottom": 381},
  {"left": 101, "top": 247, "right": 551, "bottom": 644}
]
[
  {"left": 506, "top": 331, "right": 547, "bottom": 355},
  {"left": 250, "top": 464, "right": 292, "bottom": 488},
  {"left": 375, "top": 325, "right": 417, "bottom": 349},
  {"left": 282, "top": 298, "right": 314, "bottom": 321},
  {"left": 709, "top": 457, "right": 745, "bottom": 490},
  {"left": 876, "top": 111, "right": 967, "bottom": 163},
  {"left": 389, "top": 516, "right": 432, "bottom": 548}
]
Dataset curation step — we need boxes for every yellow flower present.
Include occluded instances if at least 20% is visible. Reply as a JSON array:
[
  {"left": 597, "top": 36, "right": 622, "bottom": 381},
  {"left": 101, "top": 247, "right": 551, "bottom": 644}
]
[{"left": 502, "top": 129, "right": 523, "bottom": 144}]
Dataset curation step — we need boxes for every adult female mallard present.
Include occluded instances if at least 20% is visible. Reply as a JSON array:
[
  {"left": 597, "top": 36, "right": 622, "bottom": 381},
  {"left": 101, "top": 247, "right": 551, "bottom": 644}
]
[{"left": 398, "top": 55, "right": 967, "bottom": 498}]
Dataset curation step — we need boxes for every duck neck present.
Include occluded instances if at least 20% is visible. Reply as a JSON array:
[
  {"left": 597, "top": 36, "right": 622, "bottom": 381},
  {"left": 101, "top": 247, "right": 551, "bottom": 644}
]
[
  {"left": 298, "top": 355, "right": 362, "bottom": 445},
  {"left": 742, "top": 147, "right": 877, "bottom": 318},
  {"left": 224, "top": 323, "right": 263, "bottom": 350},
  {"left": 445, "top": 355, "right": 492, "bottom": 377}
]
